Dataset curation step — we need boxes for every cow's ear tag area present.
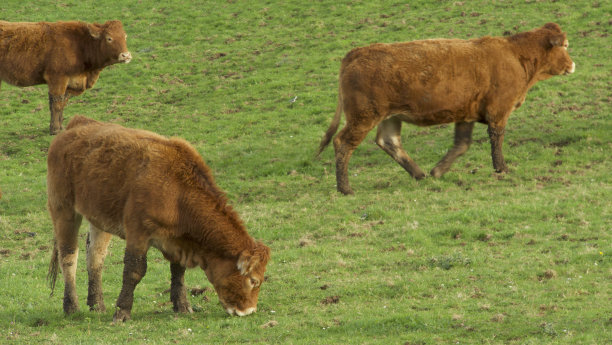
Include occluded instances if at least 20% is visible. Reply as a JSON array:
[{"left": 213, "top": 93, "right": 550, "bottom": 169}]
[{"left": 87, "top": 24, "right": 103, "bottom": 39}]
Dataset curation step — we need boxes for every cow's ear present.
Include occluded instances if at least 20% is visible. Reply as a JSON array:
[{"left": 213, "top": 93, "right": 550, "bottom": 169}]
[
  {"left": 543, "top": 22, "right": 562, "bottom": 33},
  {"left": 237, "top": 250, "right": 259, "bottom": 276},
  {"left": 87, "top": 24, "right": 103, "bottom": 39},
  {"left": 548, "top": 33, "right": 566, "bottom": 47}
]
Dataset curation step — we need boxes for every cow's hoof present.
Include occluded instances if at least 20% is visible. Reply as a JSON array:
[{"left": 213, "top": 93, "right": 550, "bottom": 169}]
[
  {"left": 173, "top": 302, "right": 193, "bottom": 314},
  {"left": 430, "top": 167, "right": 444, "bottom": 178},
  {"left": 63, "top": 304, "right": 79, "bottom": 315},
  {"left": 338, "top": 188, "right": 354, "bottom": 195},
  {"left": 494, "top": 166, "right": 509, "bottom": 174},
  {"left": 113, "top": 308, "right": 131, "bottom": 323},
  {"left": 89, "top": 303, "right": 106, "bottom": 313}
]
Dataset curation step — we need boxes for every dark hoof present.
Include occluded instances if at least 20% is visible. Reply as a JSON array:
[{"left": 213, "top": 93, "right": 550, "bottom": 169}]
[
  {"left": 89, "top": 303, "right": 106, "bottom": 313},
  {"left": 113, "top": 308, "right": 131, "bottom": 323},
  {"left": 173, "top": 301, "right": 194, "bottom": 314},
  {"left": 338, "top": 187, "right": 354, "bottom": 195}
]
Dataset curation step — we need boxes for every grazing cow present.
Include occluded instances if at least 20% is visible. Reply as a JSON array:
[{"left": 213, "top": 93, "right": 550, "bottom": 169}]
[
  {"left": 47, "top": 116, "right": 270, "bottom": 322},
  {"left": 316, "top": 23, "right": 575, "bottom": 194},
  {"left": 0, "top": 20, "right": 131, "bottom": 134}
]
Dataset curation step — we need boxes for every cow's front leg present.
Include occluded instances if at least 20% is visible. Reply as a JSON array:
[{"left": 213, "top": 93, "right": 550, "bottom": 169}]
[
  {"left": 170, "top": 263, "right": 193, "bottom": 313},
  {"left": 487, "top": 124, "right": 508, "bottom": 173},
  {"left": 114, "top": 248, "right": 148, "bottom": 322},
  {"left": 46, "top": 76, "right": 70, "bottom": 135},
  {"left": 431, "top": 121, "right": 475, "bottom": 178}
]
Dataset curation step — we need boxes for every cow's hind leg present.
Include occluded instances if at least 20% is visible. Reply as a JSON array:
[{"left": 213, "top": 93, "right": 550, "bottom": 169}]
[
  {"left": 170, "top": 263, "right": 193, "bottom": 313},
  {"left": 431, "top": 121, "right": 475, "bottom": 178},
  {"left": 375, "top": 117, "right": 426, "bottom": 180},
  {"left": 86, "top": 225, "right": 112, "bottom": 312},
  {"left": 333, "top": 122, "right": 377, "bottom": 195},
  {"left": 49, "top": 207, "right": 83, "bottom": 314}
]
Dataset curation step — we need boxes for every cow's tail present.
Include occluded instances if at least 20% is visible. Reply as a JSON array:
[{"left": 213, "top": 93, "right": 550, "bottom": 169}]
[
  {"left": 48, "top": 239, "right": 59, "bottom": 297},
  {"left": 315, "top": 87, "right": 343, "bottom": 158}
]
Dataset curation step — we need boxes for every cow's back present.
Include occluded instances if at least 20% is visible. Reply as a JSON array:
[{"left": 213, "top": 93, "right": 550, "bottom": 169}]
[
  {"left": 0, "top": 21, "right": 49, "bottom": 85},
  {"left": 339, "top": 37, "right": 523, "bottom": 124},
  {"left": 47, "top": 116, "right": 179, "bottom": 230}
]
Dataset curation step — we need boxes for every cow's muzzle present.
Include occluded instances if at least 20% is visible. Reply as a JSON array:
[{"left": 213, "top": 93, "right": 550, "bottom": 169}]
[
  {"left": 119, "top": 52, "right": 132, "bottom": 63},
  {"left": 564, "top": 62, "right": 575, "bottom": 75},
  {"left": 225, "top": 306, "right": 256, "bottom": 317}
]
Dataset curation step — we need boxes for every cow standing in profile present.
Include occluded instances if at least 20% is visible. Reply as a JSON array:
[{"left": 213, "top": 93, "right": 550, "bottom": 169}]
[
  {"left": 0, "top": 20, "right": 131, "bottom": 134},
  {"left": 317, "top": 23, "right": 575, "bottom": 195},
  {"left": 47, "top": 116, "right": 270, "bottom": 322}
]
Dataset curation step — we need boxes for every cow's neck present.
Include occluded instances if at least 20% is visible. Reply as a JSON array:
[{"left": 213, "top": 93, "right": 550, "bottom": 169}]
[
  {"left": 180, "top": 192, "right": 255, "bottom": 259},
  {"left": 506, "top": 35, "right": 547, "bottom": 88}
]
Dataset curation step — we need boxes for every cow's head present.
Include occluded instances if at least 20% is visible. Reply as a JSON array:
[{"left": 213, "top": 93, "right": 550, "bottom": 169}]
[
  {"left": 88, "top": 20, "right": 132, "bottom": 65},
  {"left": 204, "top": 241, "right": 270, "bottom": 316},
  {"left": 539, "top": 23, "right": 575, "bottom": 76}
]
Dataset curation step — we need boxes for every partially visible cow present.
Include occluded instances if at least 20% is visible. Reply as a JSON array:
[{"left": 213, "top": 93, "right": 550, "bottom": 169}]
[
  {"left": 47, "top": 116, "right": 270, "bottom": 322},
  {"left": 316, "top": 23, "right": 575, "bottom": 195},
  {"left": 0, "top": 20, "right": 131, "bottom": 134}
]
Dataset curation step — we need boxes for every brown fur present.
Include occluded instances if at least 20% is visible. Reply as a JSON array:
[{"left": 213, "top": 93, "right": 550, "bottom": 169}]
[
  {"left": 0, "top": 20, "right": 131, "bottom": 134},
  {"left": 47, "top": 116, "right": 270, "bottom": 321},
  {"left": 317, "top": 23, "right": 575, "bottom": 194}
]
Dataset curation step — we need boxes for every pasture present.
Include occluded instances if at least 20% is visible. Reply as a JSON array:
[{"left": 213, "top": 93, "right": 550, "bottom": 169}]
[{"left": 0, "top": 0, "right": 610, "bottom": 344}]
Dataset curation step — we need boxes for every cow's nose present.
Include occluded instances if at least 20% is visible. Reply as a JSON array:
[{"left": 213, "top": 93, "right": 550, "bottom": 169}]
[
  {"left": 235, "top": 307, "right": 256, "bottom": 316},
  {"left": 569, "top": 62, "right": 575, "bottom": 74},
  {"left": 120, "top": 52, "right": 132, "bottom": 63}
]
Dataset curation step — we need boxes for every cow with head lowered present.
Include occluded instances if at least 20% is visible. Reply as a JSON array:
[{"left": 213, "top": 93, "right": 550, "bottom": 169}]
[
  {"left": 316, "top": 23, "right": 575, "bottom": 195},
  {"left": 47, "top": 116, "right": 271, "bottom": 322},
  {"left": 0, "top": 20, "right": 131, "bottom": 134}
]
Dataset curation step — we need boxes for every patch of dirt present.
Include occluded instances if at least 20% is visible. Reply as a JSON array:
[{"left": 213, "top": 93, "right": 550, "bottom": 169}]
[
  {"left": 190, "top": 287, "right": 212, "bottom": 296},
  {"left": 208, "top": 52, "right": 227, "bottom": 61},
  {"left": 320, "top": 284, "right": 329, "bottom": 290},
  {"left": 491, "top": 313, "right": 505, "bottom": 323},
  {"left": 321, "top": 296, "right": 340, "bottom": 305},
  {"left": 382, "top": 244, "right": 406, "bottom": 252},
  {"left": 298, "top": 236, "right": 313, "bottom": 247},
  {"left": 260, "top": 320, "right": 278, "bottom": 329},
  {"left": 538, "top": 269, "right": 557, "bottom": 281},
  {"left": 32, "top": 319, "right": 48, "bottom": 327},
  {"left": 0, "top": 249, "right": 11, "bottom": 257}
]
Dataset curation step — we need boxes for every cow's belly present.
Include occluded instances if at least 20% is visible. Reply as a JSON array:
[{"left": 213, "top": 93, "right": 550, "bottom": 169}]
[{"left": 82, "top": 213, "right": 126, "bottom": 239}]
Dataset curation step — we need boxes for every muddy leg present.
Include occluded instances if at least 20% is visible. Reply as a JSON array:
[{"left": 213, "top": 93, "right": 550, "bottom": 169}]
[
  {"left": 375, "top": 117, "right": 425, "bottom": 180},
  {"left": 333, "top": 123, "right": 376, "bottom": 195},
  {"left": 487, "top": 124, "right": 508, "bottom": 173},
  {"left": 48, "top": 93, "right": 68, "bottom": 135},
  {"left": 114, "top": 249, "right": 148, "bottom": 322},
  {"left": 431, "top": 121, "right": 475, "bottom": 178},
  {"left": 49, "top": 209, "right": 83, "bottom": 314},
  {"left": 170, "top": 263, "right": 193, "bottom": 313},
  {"left": 86, "top": 225, "right": 112, "bottom": 312}
]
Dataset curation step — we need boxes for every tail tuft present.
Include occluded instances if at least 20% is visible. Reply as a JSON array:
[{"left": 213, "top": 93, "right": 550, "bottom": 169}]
[
  {"left": 47, "top": 240, "right": 59, "bottom": 297},
  {"left": 315, "top": 91, "right": 343, "bottom": 158}
]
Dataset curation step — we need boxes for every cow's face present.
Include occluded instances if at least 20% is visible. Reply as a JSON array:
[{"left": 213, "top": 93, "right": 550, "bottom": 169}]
[
  {"left": 541, "top": 24, "right": 575, "bottom": 76},
  {"left": 88, "top": 20, "right": 132, "bottom": 64},
  {"left": 204, "top": 242, "right": 270, "bottom": 316}
]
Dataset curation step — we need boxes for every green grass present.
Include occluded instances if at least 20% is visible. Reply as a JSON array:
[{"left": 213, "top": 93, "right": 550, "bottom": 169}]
[{"left": 1, "top": 0, "right": 611, "bottom": 344}]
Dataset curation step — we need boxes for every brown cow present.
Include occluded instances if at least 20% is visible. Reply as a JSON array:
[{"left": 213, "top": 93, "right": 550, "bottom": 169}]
[
  {"left": 47, "top": 116, "right": 270, "bottom": 322},
  {"left": 317, "top": 23, "right": 575, "bottom": 194},
  {"left": 0, "top": 20, "right": 131, "bottom": 134}
]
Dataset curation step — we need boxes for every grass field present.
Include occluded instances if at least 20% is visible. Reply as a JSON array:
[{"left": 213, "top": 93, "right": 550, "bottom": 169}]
[{"left": 0, "top": 0, "right": 610, "bottom": 344}]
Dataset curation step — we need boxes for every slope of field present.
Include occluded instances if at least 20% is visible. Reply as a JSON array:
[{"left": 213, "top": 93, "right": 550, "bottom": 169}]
[{"left": 0, "top": 1, "right": 610, "bottom": 344}]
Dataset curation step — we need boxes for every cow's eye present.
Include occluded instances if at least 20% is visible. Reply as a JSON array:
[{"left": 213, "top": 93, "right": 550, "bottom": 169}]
[
  {"left": 106, "top": 37, "right": 113, "bottom": 42},
  {"left": 250, "top": 278, "right": 260, "bottom": 288}
]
